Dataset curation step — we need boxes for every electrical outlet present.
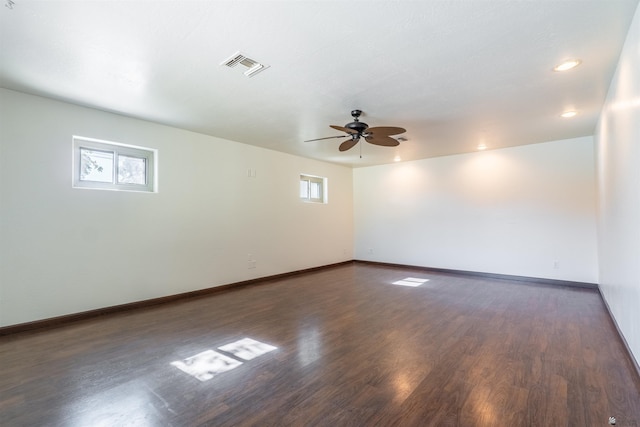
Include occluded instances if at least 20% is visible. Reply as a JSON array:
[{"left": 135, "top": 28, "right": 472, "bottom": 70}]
[
  {"left": 553, "top": 261, "right": 560, "bottom": 269},
  {"left": 367, "top": 248, "right": 374, "bottom": 254},
  {"left": 248, "top": 260, "right": 256, "bottom": 269}
]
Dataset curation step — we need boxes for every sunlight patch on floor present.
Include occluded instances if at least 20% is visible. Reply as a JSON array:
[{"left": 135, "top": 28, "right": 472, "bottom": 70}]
[
  {"left": 171, "top": 350, "right": 242, "bottom": 382},
  {"left": 171, "top": 338, "right": 278, "bottom": 381},
  {"left": 392, "top": 277, "right": 429, "bottom": 287},
  {"left": 218, "top": 337, "right": 278, "bottom": 361}
]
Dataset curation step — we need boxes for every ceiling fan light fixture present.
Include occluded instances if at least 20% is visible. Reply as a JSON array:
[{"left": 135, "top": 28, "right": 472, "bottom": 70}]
[{"left": 553, "top": 59, "right": 581, "bottom": 72}]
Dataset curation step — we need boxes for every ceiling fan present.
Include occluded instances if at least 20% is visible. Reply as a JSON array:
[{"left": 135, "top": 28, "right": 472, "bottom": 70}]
[{"left": 305, "top": 110, "right": 406, "bottom": 152}]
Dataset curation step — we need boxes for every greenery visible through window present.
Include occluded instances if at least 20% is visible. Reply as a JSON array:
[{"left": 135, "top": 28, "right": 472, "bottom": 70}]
[
  {"left": 73, "top": 136, "right": 156, "bottom": 192},
  {"left": 300, "top": 174, "right": 326, "bottom": 203}
]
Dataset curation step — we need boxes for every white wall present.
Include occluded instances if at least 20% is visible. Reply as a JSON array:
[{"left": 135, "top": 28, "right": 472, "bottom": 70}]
[
  {"left": 0, "top": 88, "right": 354, "bottom": 327},
  {"left": 354, "top": 137, "right": 598, "bottom": 283},
  {"left": 595, "top": 3, "right": 640, "bottom": 365}
]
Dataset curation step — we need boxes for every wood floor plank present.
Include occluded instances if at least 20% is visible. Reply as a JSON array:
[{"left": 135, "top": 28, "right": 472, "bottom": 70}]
[{"left": 1, "top": 263, "right": 639, "bottom": 426}]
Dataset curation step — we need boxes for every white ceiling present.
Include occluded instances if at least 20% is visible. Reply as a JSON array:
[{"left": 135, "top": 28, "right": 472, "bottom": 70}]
[{"left": 1, "top": 0, "right": 638, "bottom": 167}]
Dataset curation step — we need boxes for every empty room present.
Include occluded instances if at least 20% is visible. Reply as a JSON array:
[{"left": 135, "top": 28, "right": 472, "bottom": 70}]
[{"left": 1, "top": 1, "right": 639, "bottom": 426}]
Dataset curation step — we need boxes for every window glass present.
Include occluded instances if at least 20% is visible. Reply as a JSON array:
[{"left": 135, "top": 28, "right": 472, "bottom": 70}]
[
  {"left": 118, "top": 155, "right": 146, "bottom": 185},
  {"left": 80, "top": 149, "right": 114, "bottom": 183},
  {"left": 310, "top": 181, "right": 321, "bottom": 199},
  {"left": 73, "top": 136, "right": 156, "bottom": 192},
  {"left": 300, "top": 180, "right": 309, "bottom": 199},
  {"left": 300, "top": 174, "right": 326, "bottom": 203}
]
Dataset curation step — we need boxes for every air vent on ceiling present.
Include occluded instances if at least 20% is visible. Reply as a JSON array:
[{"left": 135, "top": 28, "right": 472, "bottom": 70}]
[{"left": 220, "top": 51, "right": 269, "bottom": 78}]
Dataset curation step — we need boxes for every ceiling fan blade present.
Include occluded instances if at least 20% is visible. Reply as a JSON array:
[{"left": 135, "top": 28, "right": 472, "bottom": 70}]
[
  {"left": 330, "top": 125, "right": 359, "bottom": 134},
  {"left": 366, "top": 126, "right": 406, "bottom": 136},
  {"left": 339, "top": 137, "right": 360, "bottom": 152},
  {"left": 304, "top": 135, "right": 350, "bottom": 142},
  {"left": 365, "top": 135, "right": 400, "bottom": 147}
]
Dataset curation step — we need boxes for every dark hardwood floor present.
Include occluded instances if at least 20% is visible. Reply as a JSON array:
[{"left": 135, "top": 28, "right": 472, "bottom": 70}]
[{"left": 1, "top": 263, "right": 639, "bottom": 426}]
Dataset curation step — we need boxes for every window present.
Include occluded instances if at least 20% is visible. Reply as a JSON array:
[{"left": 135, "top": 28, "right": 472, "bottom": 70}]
[
  {"left": 73, "top": 136, "right": 156, "bottom": 192},
  {"left": 300, "top": 174, "right": 326, "bottom": 203}
]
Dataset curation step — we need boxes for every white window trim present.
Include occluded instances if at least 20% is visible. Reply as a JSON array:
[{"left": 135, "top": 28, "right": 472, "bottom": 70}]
[
  {"left": 300, "top": 173, "right": 327, "bottom": 203},
  {"left": 72, "top": 136, "right": 157, "bottom": 193}
]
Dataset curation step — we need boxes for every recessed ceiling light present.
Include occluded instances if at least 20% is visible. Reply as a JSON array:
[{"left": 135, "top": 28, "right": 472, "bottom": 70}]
[
  {"left": 394, "top": 156, "right": 402, "bottom": 162},
  {"left": 477, "top": 143, "right": 487, "bottom": 150},
  {"left": 553, "top": 59, "right": 581, "bottom": 72},
  {"left": 560, "top": 110, "right": 578, "bottom": 118}
]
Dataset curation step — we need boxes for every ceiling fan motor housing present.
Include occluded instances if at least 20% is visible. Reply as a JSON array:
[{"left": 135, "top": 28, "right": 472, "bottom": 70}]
[
  {"left": 346, "top": 109, "right": 368, "bottom": 133},
  {"left": 346, "top": 121, "right": 369, "bottom": 133}
]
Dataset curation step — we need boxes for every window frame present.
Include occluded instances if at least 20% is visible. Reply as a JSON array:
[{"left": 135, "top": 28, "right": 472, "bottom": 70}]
[
  {"left": 300, "top": 173, "right": 327, "bottom": 203},
  {"left": 72, "top": 136, "right": 157, "bottom": 193}
]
